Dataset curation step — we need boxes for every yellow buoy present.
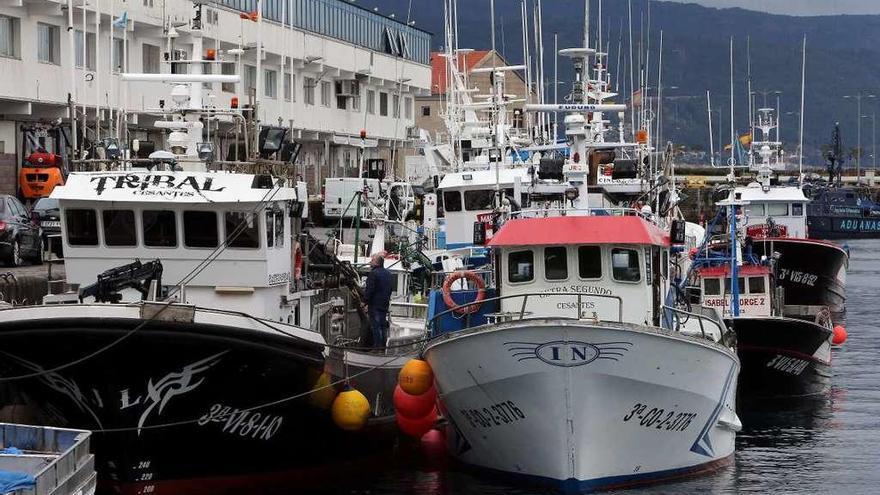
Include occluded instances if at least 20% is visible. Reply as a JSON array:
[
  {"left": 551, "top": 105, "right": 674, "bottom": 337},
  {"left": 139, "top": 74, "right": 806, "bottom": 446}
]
[
  {"left": 331, "top": 388, "right": 371, "bottom": 431},
  {"left": 308, "top": 371, "right": 338, "bottom": 410},
  {"left": 398, "top": 359, "right": 434, "bottom": 396}
]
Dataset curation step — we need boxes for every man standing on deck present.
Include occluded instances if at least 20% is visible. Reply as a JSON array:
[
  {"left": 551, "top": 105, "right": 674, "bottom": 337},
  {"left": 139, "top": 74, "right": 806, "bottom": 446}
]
[{"left": 362, "top": 253, "right": 392, "bottom": 347}]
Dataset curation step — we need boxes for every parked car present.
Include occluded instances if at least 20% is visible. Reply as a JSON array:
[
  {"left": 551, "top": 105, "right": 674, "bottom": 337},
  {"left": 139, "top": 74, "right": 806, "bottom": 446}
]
[
  {"left": 0, "top": 194, "right": 42, "bottom": 266},
  {"left": 32, "top": 196, "right": 63, "bottom": 258}
]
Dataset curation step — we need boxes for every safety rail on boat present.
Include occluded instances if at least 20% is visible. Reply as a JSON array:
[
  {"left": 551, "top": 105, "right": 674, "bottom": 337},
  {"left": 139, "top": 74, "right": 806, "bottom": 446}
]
[
  {"left": 661, "top": 305, "right": 726, "bottom": 341},
  {"left": 389, "top": 301, "right": 429, "bottom": 321},
  {"left": 509, "top": 207, "right": 651, "bottom": 219},
  {"left": 427, "top": 292, "right": 625, "bottom": 333},
  {"left": 428, "top": 269, "right": 495, "bottom": 289}
]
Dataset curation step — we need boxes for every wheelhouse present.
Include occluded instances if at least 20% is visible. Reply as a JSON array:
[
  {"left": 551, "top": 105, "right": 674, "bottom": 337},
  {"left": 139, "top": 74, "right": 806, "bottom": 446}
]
[
  {"left": 50, "top": 171, "right": 310, "bottom": 325},
  {"left": 695, "top": 264, "right": 772, "bottom": 318},
  {"left": 732, "top": 183, "right": 808, "bottom": 238},
  {"left": 487, "top": 215, "right": 669, "bottom": 326}
]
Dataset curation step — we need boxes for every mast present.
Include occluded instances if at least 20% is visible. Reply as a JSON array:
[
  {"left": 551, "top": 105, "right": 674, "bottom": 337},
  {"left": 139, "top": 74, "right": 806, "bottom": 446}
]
[
  {"left": 95, "top": 0, "right": 101, "bottom": 141},
  {"left": 747, "top": 36, "right": 753, "bottom": 158},
  {"left": 729, "top": 36, "right": 735, "bottom": 176},
  {"left": 627, "top": 0, "right": 635, "bottom": 136},
  {"left": 707, "top": 91, "right": 715, "bottom": 167},
  {"left": 798, "top": 35, "right": 806, "bottom": 186},
  {"left": 66, "top": 0, "right": 79, "bottom": 157}
]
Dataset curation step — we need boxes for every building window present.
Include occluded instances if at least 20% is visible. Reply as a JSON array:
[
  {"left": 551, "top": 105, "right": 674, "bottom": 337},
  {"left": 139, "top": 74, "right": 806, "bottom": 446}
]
[
  {"left": 183, "top": 211, "right": 218, "bottom": 248},
  {"left": 143, "top": 211, "right": 177, "bottom": 247},
  {"left": 65, "top": 209, "right": 98, "bottom": 246},
  {"left": 37, "top": 23, "right": 59, "bottom": 64},
  {"left": 283, "top": 72, "right": 292, "bottom": 101},
  {"left": 74, "top": 30, "right": 95, "bottom": 70},
  {"left": 508, "top": 250, "right": 534, "bottom": 283},
  {"left": 379, "top": 92, "right": 388, "bottom": 116},
  {"left": 111, "top": 37, "right": 126, "bottom": 72},
  {"left": 102, "top": 210, "right": 137, "bottom": 246},
  {"left": 611, "top": 248, "right": 641, "bottom": 282},
  {"left": 392, "top": 94, "right": 400, "bottom": 118},
  {"left": 0, "top": 15, "right": 19, "bottom": 58},
  {"left": 264, "top": 69, "right": 277, "bottom": 98},
  {"left": 225, "top": 211, "right": 260, "bottom": 249},
  {"left": 578, "top": 246, "right": 602, "bottom": 279},
  {"left": 244, "top": 65, "right": 257, "bottom": 96},
  {"left": 367, "top": 90, "right": 376, "bottom": 114},
  {"left": 320, "top": 81, "right": 331, "bottom": 107},
  {"left": 421, "top": 106, "right": 431, "bottom": 117},
  {"left": 544, "top": 247, "right": 568, "bottom": 281},
  {"left": 142, "top": 43, "right": 160, "bottom": 74},
  {"left": 304, "top": 77, "right": 315, "bottom": 105},
  {"left": 221, "top": 62, "right": 236, "bottom": 93},
  {"left": 404, "top": 97, "right": 413, "bottom": 119}
]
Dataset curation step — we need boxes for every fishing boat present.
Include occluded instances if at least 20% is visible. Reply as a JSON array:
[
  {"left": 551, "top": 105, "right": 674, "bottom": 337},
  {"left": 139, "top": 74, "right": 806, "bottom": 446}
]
[
  {"left": 691, "top": 200, "right": 834, "bottom": 399},
  {"left": 715, "top": 109, "right": 848, "bottom": 314}
]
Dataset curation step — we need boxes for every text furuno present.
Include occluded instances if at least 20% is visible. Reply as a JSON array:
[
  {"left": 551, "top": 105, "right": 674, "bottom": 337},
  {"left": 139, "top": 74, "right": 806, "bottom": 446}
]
[{"left": 91, "top": 174, "right": 226, "bottom": 196}]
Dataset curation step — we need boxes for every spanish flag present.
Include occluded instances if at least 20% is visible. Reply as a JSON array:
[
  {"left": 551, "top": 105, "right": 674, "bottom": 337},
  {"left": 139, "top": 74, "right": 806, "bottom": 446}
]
[{"left": 724, "top": 131, "right": 753, "bottom": 151}]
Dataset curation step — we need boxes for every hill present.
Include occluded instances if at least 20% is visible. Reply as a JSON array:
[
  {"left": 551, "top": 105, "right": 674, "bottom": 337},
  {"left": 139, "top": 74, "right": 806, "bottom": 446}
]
[{"left": 370, "top": 0, "right": 880, "bottom": 167}]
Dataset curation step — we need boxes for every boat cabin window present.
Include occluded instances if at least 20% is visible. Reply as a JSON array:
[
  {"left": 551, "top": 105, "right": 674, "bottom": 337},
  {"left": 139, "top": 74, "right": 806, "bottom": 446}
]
[
  {"left": 183, "top": 211, "right": 218, "bottom": 248},
  {"left": 578, "top": 246, "right": 602, "bottom": 279},
  {"left": 704, "top": 278, "right": 721, "bottom": 296},
  {"left": 611, "top": 248, "right": 640, "bottom": 282},
  {"left": 544, "top": 247, "right": 568, "bottom": 281},
  {"left": 508, "top": 250, "right": 534, "bottom": 283},
  {"left": 464, "top": 190, "right": 495, "bottom": 211},
  {"left": 143, "top": 210, "right": 177, "bottom": 247},
  {"left": 791, "top": 203, "right": 804, "bottom": 216},
  {"left": 748, "top": 276, "right": 766, "bottom": 294},
  {"left": 265, "top": 210, "right": 285, "bottom": 248},
  {"left": 225, "top": 211, "right": 260, "bottom": 249},
  {"left": 65, "top": 209, "right": 98, "bottom": 246},
  {"left": 443, "top": 191, "right": 462, "bottom": 212},
  {"left": 102, "top": 210, "right": 136, "bottom": 247},
  {"left": 745, "top": 203, "right": 765, "bottom": 218},
  {"left": 724, "top": 277, "right": 746, "bottom": 294},
  {"left": 767, "top": 203, "right": 789, "bottom": 216}
]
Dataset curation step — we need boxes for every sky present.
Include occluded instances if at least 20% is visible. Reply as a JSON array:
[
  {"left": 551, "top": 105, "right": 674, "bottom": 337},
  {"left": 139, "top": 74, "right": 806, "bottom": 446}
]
[{"left": 666, "top": 0, "right": 880, "bottom": 16}]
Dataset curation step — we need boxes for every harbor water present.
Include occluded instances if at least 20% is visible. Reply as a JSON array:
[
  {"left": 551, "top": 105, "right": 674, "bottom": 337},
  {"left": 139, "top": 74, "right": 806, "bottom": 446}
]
[{"left": 309, "top": 240, "right": 880, "bottom": 495}]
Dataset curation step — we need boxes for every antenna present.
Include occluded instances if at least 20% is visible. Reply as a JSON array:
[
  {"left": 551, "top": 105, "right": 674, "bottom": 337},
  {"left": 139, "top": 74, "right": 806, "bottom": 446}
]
[
  {"left": 627, "top": 0, "right": 635, "bottom": 136},
  {"left": 707, "top": 90, "right": 715, "bottom": 167},
  {"left": 798, "top": 35, "right": 806, "bottom": 186},
  {"left": 729, "top": 36, "right": 735, "bottom": 177}
]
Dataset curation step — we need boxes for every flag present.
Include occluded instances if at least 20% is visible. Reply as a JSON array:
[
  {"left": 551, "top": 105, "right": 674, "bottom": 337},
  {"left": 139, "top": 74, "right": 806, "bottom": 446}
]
[
  {"left": 630, "top": 89, "right": 642, "bottom": 108},
  {"left": 738, "top": 131, "right": 752, "bottom": 147},
  {"left": 240, "top": 11, "right": 259, "bottom": 22},
  {"left": 112, "top": 12, "right": 128, "bottom": 29}
]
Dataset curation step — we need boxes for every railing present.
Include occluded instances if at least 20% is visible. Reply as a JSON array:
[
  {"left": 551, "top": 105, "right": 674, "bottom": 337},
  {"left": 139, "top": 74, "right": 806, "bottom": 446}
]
[
  {"left": 428, "top": 268, "right": 494, "bottom": 291},
  {"left": 510, "top": 207, "right": 651, "bottom": 219},
  {"left": 427, "top": 291, "right": 625, "bottom": 334},
  {"left": 389, "top": 301, "right": 428, "bottom": 321},
  {"left": 661, "top": 305, "right": 726, "bottom": 341}
]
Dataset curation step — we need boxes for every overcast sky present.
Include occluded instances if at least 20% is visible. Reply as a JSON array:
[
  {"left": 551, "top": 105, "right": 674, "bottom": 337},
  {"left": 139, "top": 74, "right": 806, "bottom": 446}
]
[{"left": 667, "top": 0, "right": 880, "bottom": 16}]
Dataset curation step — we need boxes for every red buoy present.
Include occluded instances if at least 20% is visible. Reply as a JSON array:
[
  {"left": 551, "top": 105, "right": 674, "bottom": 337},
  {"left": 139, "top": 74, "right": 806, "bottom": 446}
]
[
  {"left": 832, "top": 325, "right": 847, "bottom": 345},
  {"left": 393, "top": 384, "right": 436, "bottom": 419},
  {"left": 396, "top": 407, "right": 438, "bottom": 438}
]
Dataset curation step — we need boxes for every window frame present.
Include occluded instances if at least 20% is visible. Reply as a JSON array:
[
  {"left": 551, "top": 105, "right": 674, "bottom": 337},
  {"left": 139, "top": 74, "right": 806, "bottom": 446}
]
[
  {"left": 0, "top": 15, "right": 20, "bottom": 59},
  {"left": 463, "top": 189, "right": 495, "bottom": 211},
  {"left": 37, "top": 22, "right": 60, "bottom": 65},
  {"left": 65, "top": 208, "right": 99, "bottom": 246},
  {"left": 224, "top": 211, "right": 261, "bottom": 250},
  {"left": 264, "top": 68, "right": 277, "bottom": 98},
  {"left": 543, "top": 246, "right": 569, "bottom": 282},
  {"left": 102, "top": 209, "right": 137, "bottom": 247},
  {"left": 703, "top": 277, "right": 721, "bottom": 296},
  {"left": 183, "top": 210, "right": 219, "bottom": 249},
  {"left": 748, "top": 276, "right": 766, "bottom": 295},
  {"left": 577, "top": 245, "right": 603, "bottom": 280},
  {"left": 442, "top": 190, "right": 462, "bottom": 212},
  {"left": 610, "top": 247, "right": 642, "bottom": 283},
  {"left": 507, "top": 249, "right": 535, "bottom": 284},
  {"left": 142, "top": 210, "right": 178, "bottom": 248}
]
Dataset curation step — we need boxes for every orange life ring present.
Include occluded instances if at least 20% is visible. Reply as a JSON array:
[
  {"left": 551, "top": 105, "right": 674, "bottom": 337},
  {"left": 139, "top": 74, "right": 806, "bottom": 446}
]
[
  {"left": 294, "top": 242, "right": 304, "bottom": 280},
  {"left": 441, "top": 271, "right": 486, "bottom": 315}
]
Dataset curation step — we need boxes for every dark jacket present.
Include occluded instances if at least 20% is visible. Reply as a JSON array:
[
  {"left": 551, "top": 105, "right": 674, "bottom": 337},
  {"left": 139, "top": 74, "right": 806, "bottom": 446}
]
[{"left": 364, "top": 266, "right": 393, "bottom": 313}]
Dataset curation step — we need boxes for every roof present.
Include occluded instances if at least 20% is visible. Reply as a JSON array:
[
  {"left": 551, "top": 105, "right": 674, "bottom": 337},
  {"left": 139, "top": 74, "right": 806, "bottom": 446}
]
[
  {"left": 696, "top": 265, "right": 771, "bottom": 277},
  {"left": 430, "top": 50, "right": 491, "bottom": 94},
  {"left": 438, "top": 167, "right": 532, "bottom": 190},
  {"left": 488, "top": 216, "right": 669, "bottom": 248},
  {"left": 51, "top": 171, "right": 299, "bottom": 204},
  {"left": 734, "top": 183, "right": 808, "bottom": 202}
]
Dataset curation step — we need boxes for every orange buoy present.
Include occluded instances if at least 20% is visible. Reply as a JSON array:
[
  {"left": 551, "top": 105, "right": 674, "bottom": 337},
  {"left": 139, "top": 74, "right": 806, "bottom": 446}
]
[
  {"left": 396, "top": 407, "right": 438, "bottom": 438},
  {"left": 832, "top": 325, "right": 847, "bottom": 345},
  {"left": 398, "top": 359, "right": 434, "bottom": 395},
  {"left": 331, "top": 388, "right": 371, "bottom": 431},
  {"left": 393, "top": 384, "right": 437, "bottom": 419}
]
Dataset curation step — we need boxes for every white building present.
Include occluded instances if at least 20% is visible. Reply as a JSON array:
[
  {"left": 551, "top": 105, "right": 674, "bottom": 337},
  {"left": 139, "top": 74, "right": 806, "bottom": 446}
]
[{"left": 0, "top": 0, "right": 432, "bottom": 194}]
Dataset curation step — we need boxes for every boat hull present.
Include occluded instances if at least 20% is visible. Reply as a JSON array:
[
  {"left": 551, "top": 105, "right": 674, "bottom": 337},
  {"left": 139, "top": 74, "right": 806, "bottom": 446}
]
[
  {"left": 807, "top": 213, "right": 880, "bottom": 240},
  {"left": 729, "top": 316, "right": 833, "bottom": 399},
  {"left": 0, "top": 305, "right": 398, "bottom": 494},
  {"left": 424, "top": 319, "right": 740, "bottom": 493},
  {"left": 748, "top": 237, "right": 848, "bottom": 313}
]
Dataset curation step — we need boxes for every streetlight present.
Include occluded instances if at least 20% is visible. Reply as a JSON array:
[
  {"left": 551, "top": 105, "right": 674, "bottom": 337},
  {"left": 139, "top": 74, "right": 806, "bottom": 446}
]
[
  {"left": 843, "top": 92, "right": 876, "bottom": 179},
  {"left": 863, "top": 113, "right": 876, "bottom": 174}
]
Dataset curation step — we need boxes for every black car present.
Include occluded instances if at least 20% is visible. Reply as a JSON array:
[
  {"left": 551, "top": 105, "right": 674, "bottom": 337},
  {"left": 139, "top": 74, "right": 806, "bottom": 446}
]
[
  {"left": 32, "top": 197, "right": 62, "bottom": 257},
  {"left": 0, "top": 195, "right": 42, "bottom": 266}
]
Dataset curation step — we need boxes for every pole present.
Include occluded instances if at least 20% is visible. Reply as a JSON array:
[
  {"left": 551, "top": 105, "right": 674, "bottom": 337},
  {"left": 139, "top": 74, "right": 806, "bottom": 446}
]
[
  {"left": 627, "top": 0, "right": 635, "bottom": 135},
  {"left": 255, "top": 0, "right": 263, "bottom": 134},
  {"left": 66, "top": 0, "right": 79, "bottom": 158},
  {"left": 798, "top": 35, "right": 806, "bottom": 185},
  {"left": 121, "top": 23, "right": 127, "bottom": 143},
  {"left": 95, "top": 0, "right": 101, "bottom": 141},
  {"left": 707, "top": 91, "right": 715, "bottom": 167},
  {"left": 857, "top": 93, "right": 862, "bottom": 180},
  {"left": 553, "top": 31, "right": 558, "bottom": 140}
]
